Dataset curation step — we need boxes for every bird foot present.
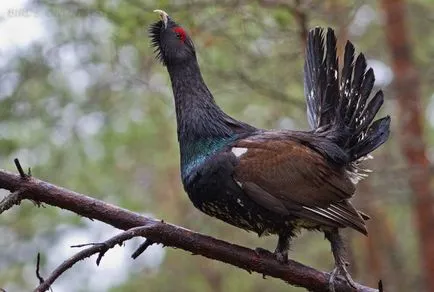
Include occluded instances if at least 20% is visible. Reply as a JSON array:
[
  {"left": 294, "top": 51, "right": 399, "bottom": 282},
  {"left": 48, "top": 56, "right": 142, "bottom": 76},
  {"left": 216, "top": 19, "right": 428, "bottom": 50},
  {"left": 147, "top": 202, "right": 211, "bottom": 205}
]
[
  {"left": 273, "top": 233, "right": 290, "bottom": 264},
  {"left": 253, "top": 247, "right": 288, "bottom": 264},
  {"left": 324, "top": 229, "right": 357, "bottom": 292},
  {"left": 273, "top": 244, "right": 289, "bottom": 264},
  {"left": 274, "top": 250, "right": 288, "bottom": 264},
  {"left": 328, "top": 260, "right": 357, "bottom": 292}
]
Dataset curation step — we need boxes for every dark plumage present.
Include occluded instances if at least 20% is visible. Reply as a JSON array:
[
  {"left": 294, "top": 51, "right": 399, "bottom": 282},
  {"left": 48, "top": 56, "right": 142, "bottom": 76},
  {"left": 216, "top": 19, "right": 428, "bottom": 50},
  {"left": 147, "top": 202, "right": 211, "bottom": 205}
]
[{"left": 150, "top": 10, "right": 390, "bottom": 290}]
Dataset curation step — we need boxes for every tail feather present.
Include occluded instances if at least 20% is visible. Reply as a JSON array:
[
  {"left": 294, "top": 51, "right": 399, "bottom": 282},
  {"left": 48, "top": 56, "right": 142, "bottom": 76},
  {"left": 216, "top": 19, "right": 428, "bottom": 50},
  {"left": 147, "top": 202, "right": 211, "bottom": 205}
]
[
  {"left": 347, "top": 67, "right": 374, "bottom": 130},
  {"left": 324, "top": 29, "right": 339, "bottom": 127},
  {"left": 350, "top": 90, "right": 384, "bottom": 147},
  {"left": 340, "top": 41, "right": 354, "bottom": 102},
  {"left": 304, "top": 28, "right": 390, "bottom": 163},
  {"left": 350, "top": 116, "right": 390, "bottom": 160},
  {"left": 305, "top": 30, "right": 326, "bottom": 129}
]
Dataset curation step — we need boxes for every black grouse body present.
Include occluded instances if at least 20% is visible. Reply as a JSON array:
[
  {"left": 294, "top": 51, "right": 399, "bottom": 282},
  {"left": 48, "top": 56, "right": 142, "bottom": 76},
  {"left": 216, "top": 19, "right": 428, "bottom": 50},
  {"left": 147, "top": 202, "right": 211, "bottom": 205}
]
[{"left": 150, "top": 10, "right": 390, "bottom": 290}]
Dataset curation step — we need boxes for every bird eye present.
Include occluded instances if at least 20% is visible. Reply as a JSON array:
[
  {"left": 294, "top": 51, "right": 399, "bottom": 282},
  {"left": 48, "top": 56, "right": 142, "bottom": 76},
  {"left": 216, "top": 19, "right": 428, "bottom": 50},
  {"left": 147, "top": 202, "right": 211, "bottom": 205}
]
[{"left": 173, "top": 27, "right": 186, "bottom": 42}]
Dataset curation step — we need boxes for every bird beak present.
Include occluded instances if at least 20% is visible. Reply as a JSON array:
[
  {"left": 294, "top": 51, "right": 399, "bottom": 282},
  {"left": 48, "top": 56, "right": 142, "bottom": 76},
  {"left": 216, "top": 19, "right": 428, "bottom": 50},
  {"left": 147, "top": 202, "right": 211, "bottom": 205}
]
[{"left": 154, "top": 9, "right": 169, "bottom": 29}]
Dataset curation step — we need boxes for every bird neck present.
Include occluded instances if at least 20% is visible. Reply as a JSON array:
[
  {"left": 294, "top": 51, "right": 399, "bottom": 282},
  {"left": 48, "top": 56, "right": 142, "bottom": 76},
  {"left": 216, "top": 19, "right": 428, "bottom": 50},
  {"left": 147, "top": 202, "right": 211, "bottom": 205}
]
[
  {"left": 166, "top": 59, "right": 254, "bottom": 182},
  {"left": 167, "top": 59, "right": 237, "bottom": 141}
]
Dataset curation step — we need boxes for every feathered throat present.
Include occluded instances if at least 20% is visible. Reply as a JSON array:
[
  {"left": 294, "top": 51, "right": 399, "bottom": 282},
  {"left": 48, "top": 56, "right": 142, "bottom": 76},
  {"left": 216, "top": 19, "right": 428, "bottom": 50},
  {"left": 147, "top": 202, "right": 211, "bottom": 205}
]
[{"left": 149, "top": 20, "right": 165, "bottom": 64}]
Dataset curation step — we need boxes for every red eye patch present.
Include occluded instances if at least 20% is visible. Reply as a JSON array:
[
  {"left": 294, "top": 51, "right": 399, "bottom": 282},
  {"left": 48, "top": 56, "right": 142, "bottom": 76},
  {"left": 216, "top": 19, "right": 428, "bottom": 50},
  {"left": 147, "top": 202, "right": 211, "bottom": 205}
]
[{"left": 173, "top": 27, "right": 186, "bottom": 42}]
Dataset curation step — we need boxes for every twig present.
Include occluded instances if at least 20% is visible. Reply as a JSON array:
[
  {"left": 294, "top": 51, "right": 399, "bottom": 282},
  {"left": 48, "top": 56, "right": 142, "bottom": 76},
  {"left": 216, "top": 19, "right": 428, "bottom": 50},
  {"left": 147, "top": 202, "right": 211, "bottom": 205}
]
[
  {"left": 34, "top": 226, "right": 153, "bottom": 292},
  {"left": 0, "top": 168, "right": 377, "bottom": 292},
  {"left": 35, "top": 253, "right": 52, "bottom": 292},
  {"left": 131, "top": 239, "right": 155, "bottom": 259},
  {"left": 0, "top": 190, "right": 23, "bottom": 214},
  {"left": 14, "top": 158, "right": 27, "bottom": 179},
  {"left": 36, "top": 253, "right": 45, "bottom": 284},
  {"left": 72, "top": 243, "right": 110, "bottom": 266},
  {"left": 70, "top": 242, "right": 103, "bottom": 248}
]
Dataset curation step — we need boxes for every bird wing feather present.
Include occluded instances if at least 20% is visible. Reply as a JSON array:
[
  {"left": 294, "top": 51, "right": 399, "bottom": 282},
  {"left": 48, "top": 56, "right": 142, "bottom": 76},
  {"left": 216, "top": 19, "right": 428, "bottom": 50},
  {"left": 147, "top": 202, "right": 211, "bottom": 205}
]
[{"left": 232, "top": 135, "right": 367, "bottom": 234}]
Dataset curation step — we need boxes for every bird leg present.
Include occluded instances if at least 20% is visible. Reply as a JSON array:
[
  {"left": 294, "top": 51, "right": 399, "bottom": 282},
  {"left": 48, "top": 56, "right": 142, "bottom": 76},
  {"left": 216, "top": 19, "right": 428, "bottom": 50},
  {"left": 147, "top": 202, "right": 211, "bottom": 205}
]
[
  {"left": 324, "top": 228, "right": 357, "bottom": 292},
  {"left": 274, "top": 232, "right": 290, "bottom": 264}
]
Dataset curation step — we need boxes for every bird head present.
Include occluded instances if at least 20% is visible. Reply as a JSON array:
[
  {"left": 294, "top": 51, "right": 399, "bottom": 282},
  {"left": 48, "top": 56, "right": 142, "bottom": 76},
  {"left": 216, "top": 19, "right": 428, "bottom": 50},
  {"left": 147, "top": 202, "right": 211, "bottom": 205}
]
[{"left": 150, "top": 10, "right": 196, "bottom": 66}]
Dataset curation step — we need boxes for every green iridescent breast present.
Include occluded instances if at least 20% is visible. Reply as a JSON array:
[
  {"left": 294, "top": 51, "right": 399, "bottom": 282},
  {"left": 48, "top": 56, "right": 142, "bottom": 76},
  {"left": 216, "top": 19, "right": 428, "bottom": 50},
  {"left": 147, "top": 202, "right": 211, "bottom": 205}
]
[{"left": 180, "top": 136, "right": 237, "bottom": 182}]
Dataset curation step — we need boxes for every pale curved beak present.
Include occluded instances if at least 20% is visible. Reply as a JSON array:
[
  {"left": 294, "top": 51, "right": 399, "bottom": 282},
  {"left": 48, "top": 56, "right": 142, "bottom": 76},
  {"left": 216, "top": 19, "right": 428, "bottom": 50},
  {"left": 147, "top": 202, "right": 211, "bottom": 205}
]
[{"left": 153, "top": 9, "right": 169, "bottom": 29}]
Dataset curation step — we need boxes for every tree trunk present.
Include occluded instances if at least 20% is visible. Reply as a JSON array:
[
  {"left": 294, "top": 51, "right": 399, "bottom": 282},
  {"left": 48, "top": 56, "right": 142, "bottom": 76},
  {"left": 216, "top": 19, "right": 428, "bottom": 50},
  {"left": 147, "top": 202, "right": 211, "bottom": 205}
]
[{"left": 381, "top": 1, "right": 434, "bottom": 291}]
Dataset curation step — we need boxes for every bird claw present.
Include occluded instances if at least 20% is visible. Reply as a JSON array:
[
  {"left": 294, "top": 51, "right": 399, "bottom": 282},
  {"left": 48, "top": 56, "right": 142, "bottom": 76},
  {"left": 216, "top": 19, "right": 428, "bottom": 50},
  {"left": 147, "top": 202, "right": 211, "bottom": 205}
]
[
  {"left": 328, "top": 261, "right": 357, "bottom": 292},
  {"left": 274, "top": 251, "right": 288, "bottom": 264},
  {"left": 253, "top": 247, "right": 288, "bottom": 264},
  {"left": 324, "top": 229, "right": 357, "bottom": 291},
  {"left": 273, "top": 233, "right": 290, "bottom": 264}
]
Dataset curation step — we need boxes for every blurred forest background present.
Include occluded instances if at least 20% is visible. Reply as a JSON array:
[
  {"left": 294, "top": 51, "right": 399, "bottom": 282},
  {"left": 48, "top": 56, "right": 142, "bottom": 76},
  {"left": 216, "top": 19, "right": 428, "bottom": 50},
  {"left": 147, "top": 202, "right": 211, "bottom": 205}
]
[{"left": 0, "top": 0, "right": 433, "bottom": 291}]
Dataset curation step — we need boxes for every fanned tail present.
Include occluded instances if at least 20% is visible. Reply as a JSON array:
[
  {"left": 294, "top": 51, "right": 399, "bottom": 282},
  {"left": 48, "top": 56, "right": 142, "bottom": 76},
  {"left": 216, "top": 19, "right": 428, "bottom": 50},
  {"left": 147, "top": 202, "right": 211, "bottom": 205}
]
[{"left": 304, "top": 27, "right": 390, "bottom": 164}]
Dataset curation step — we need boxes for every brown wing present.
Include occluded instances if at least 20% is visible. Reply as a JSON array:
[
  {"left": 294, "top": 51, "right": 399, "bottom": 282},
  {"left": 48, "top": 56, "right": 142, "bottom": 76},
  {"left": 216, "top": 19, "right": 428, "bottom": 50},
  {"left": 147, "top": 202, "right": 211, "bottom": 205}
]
[{"left": 232, "top": 135, "right": 367, "bottom": 234}]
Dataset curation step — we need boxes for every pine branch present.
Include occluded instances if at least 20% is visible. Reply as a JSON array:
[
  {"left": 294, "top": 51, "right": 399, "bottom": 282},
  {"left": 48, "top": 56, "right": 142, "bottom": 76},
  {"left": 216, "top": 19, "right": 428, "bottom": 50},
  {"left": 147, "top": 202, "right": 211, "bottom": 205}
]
[{"left": 0, "top": 163, "right": 377, "bottom": 292}]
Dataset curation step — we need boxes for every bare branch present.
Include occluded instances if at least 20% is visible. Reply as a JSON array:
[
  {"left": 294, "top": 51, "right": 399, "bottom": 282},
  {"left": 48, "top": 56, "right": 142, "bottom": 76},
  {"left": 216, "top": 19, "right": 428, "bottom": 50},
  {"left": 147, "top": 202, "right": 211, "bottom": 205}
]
[
  {"left": 0, "top": 190, "right": 23, "bottom": 214},
  {"left": 35, "top": 253, "right": 45, "bottom": 285},
  {"left": 131, "top": 239, "right": 155, "bottom": 259},
  {"left": 14, "top": 158, "right": 27, "bottom": 179},
  {"left": 34, "top": 226, "right": 152, "bottom": 292},
  {"left": 0, "top": 168, "right": 377, "bottom": 292}
]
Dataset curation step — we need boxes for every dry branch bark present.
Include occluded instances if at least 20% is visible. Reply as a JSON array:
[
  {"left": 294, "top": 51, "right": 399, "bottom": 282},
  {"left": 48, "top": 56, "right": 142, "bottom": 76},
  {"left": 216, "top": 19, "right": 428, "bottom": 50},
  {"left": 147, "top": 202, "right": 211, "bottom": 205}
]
[{"left": 0, "top": 168, "right": 377, "bottom": 292}]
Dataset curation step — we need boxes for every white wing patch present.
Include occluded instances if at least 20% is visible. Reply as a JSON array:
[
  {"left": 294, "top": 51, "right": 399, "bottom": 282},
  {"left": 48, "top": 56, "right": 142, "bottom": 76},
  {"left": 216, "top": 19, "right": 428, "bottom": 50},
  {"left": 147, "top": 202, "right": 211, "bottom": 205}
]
[
  {"left": 231, "top": 147, "right": 248, "bottom": 157},
  {"left": 236, "top": 198, "right": 245, "bottom": 207}
]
